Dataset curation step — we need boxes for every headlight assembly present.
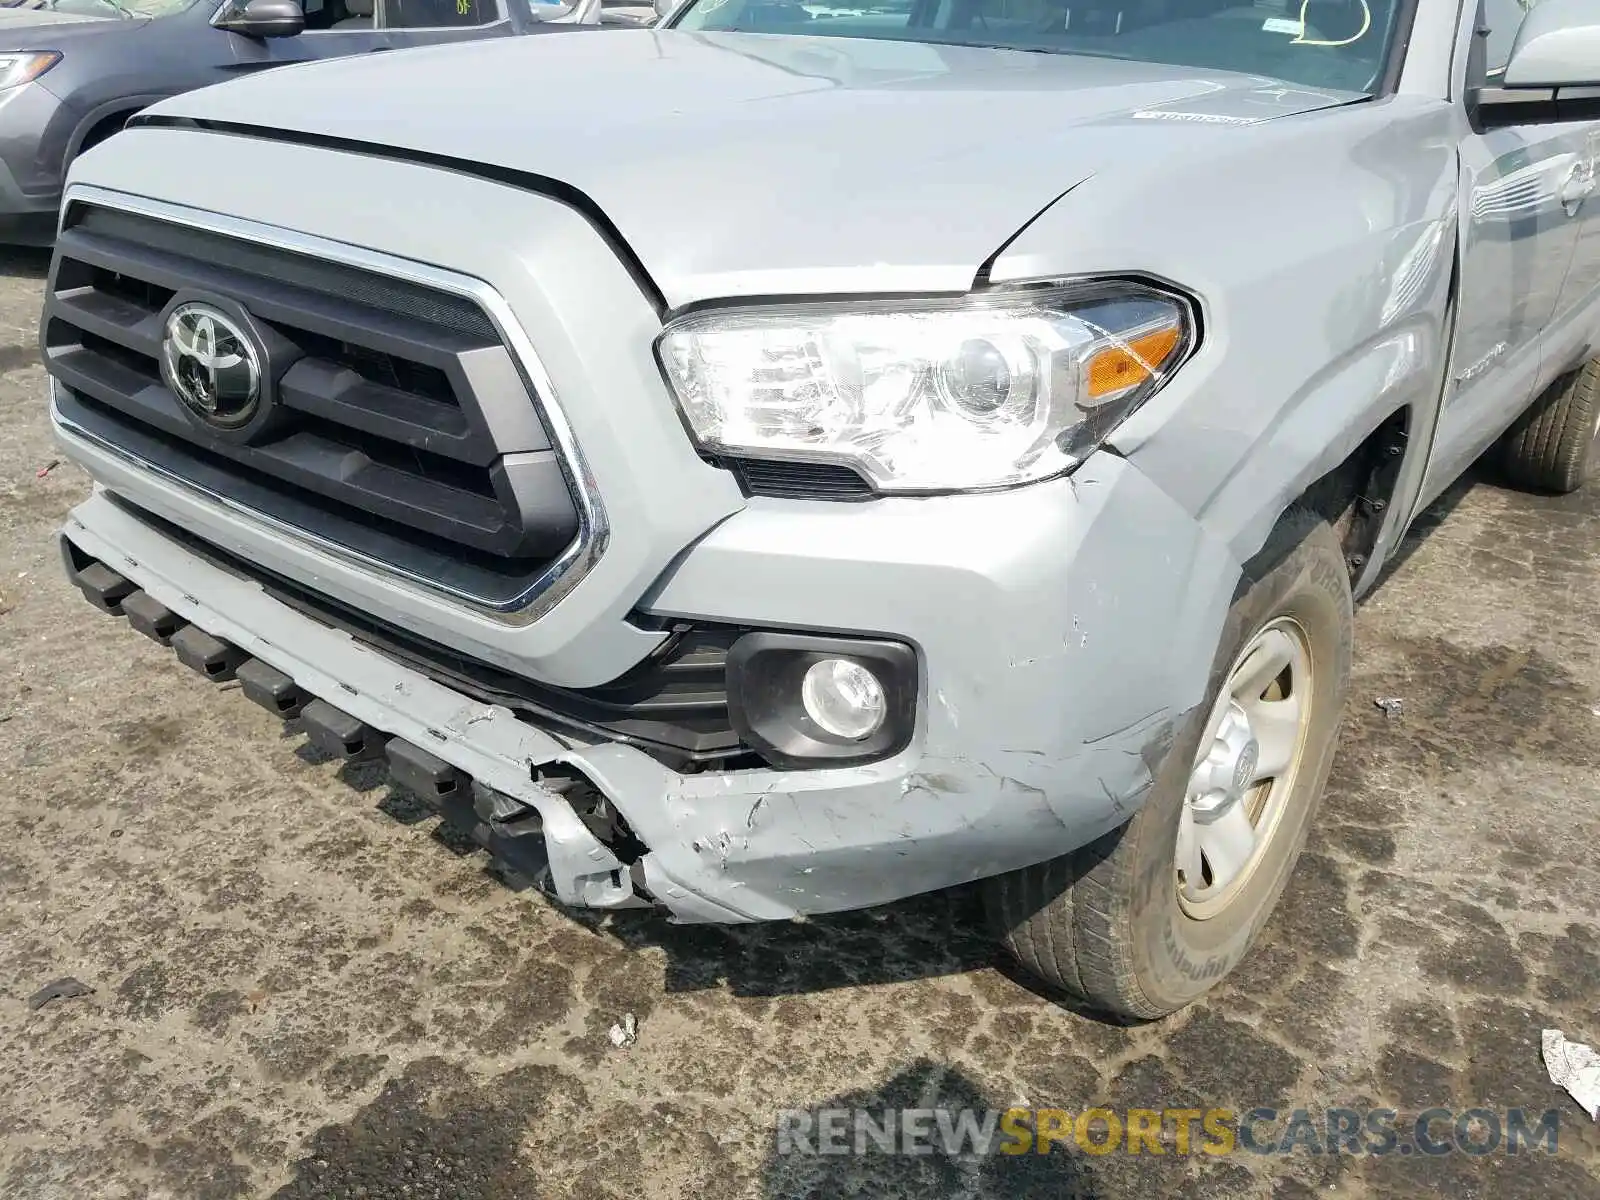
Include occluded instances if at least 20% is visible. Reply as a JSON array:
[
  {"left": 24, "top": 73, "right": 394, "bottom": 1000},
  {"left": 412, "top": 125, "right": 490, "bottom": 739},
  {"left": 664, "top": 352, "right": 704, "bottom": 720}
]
[
  {"left": 656, "top": 282, "right": 1195, "bottom": 493},
  {"left": 0, "top": 53, "right": 61, "bottom": 92}
]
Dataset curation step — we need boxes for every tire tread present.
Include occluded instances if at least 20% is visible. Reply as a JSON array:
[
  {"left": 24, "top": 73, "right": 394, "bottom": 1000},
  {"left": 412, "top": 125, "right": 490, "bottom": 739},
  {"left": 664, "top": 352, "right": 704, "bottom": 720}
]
[{"left": 1503, "top": 359, "right": 1600, "bottom": 494}]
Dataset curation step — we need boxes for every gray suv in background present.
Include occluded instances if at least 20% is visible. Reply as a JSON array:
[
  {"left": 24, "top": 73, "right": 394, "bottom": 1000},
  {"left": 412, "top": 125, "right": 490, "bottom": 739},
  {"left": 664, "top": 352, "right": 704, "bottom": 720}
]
[{"left": 0, "top": 0, "right": 603, "bottom": 243}]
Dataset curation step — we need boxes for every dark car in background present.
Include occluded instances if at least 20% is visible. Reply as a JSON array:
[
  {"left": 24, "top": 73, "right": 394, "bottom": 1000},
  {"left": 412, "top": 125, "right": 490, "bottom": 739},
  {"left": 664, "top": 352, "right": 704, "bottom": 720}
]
[{"left": 0, "top": 0, "right": 607, "bottom": 242}]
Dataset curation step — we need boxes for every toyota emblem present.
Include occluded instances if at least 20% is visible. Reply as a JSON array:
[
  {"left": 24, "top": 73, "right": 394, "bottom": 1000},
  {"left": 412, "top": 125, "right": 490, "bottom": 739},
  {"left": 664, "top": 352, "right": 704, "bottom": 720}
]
[{"left": 161, "top": 302, "right": 262, "bottom": 430}]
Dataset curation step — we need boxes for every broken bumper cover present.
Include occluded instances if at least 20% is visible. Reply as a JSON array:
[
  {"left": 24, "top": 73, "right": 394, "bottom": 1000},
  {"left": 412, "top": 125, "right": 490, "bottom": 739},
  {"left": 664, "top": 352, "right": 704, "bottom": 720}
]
[{"left": 58, "top": 450, "right": 1238, "bottom": 923}]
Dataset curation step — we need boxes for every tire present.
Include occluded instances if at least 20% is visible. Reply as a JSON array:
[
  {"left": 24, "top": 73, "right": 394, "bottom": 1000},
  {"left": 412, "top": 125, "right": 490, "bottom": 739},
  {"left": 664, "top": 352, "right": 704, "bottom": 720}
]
[
  {"left": 1501, "top": 359, "right": 1600, "bottom": 494},
  {"left": 985, "top": 508, "right": 1353, "bottom": 1020}
]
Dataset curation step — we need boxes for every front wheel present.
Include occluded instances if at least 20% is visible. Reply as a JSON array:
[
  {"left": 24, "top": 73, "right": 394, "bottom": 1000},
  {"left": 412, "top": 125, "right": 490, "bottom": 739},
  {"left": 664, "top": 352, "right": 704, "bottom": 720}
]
[{"left": 985, "top": 508, "right": 1353, "bottom": 1019}]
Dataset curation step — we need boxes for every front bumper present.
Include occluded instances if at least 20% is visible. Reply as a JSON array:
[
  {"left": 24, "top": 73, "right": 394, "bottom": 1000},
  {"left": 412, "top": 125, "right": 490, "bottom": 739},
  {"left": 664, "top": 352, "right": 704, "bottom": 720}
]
[
  {"left": 0, "top": 82, "right": 75, "bottom": 239},
  {"left": 59, "top": 458, "right": 1238, "bottom": 922}
]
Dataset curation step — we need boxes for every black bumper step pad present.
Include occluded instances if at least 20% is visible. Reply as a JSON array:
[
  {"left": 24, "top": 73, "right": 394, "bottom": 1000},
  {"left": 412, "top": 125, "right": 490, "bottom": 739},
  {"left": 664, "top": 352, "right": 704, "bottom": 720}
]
[
  {"left": 300, "top": 698, "right": 387, "bottom": 762},
  {"left": 430, "top": 781, "right": 547, "bottom": 891},
  {"left": 72, "top": 561, "right": 136, "bottom": 614},
  {"left": 171, "top": 625, "right": 248, "bottom": 682},
  {"left": 122, "top": 590, "right": 186, "bottom": 645},
  {"left": 236, "top": 658, "right": 307, "bottom": 719},
  {"left": 386, "top": 738, "right": 467, "bottom": 802}
]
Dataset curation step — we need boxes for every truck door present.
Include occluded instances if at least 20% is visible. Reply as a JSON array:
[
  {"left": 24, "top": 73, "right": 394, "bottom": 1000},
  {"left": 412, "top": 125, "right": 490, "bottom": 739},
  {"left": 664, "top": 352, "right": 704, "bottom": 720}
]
[{"left": 1420, "top": 0, "right": 1587, "bottom": 500}]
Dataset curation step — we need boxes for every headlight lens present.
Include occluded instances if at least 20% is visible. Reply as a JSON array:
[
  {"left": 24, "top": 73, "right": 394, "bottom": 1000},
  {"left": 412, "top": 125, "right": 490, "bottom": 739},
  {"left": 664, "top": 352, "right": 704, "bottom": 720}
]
[
  {"left": 0, "top": 53, "right": 61, "bottom": 92},
  {"left": 656, "top": 283, "right": 1194, "bottom": 493}
]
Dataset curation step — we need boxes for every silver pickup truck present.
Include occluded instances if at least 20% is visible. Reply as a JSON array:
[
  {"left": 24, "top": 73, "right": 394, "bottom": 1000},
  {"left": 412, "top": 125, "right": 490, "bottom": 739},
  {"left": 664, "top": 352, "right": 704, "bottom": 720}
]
[{"left": 42, "top": 0, "right": 1600, "bottom": 1018}]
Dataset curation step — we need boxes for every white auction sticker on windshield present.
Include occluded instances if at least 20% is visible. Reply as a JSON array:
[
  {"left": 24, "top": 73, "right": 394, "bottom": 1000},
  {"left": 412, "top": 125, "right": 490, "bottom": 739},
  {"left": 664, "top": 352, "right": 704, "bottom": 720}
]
[{"left": 1262, "top": 16, "right": 1304, "bottom": 34}]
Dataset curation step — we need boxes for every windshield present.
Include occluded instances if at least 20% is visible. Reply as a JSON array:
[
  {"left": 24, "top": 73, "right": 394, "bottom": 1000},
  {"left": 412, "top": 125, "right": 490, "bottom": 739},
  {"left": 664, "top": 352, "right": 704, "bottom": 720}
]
[{"left": 673, "top": 0, "right": 1406, "bottom": 94}]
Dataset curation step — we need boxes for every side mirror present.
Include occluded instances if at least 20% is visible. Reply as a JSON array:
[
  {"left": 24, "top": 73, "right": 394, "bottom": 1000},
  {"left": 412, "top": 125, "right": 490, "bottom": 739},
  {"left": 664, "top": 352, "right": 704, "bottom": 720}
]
[
  {"left": 1502, "top": 0, "right": 1600, "bottom": 88},
  {"left": 214, "top": 0, "right": 306, "bottom": 37},
  {"left": 1471, "top": 0, "right": 1600, "bottom": 129},
  {"left": 652, "top": 0, "right": 675, "bottom": 21}
]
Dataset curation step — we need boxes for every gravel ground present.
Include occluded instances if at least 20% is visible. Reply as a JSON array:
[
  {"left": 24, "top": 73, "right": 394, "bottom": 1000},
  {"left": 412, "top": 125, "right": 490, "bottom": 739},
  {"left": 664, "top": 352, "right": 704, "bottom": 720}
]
[{"left": 2, "top": 247, "right": 1599, "bottom": 1199}]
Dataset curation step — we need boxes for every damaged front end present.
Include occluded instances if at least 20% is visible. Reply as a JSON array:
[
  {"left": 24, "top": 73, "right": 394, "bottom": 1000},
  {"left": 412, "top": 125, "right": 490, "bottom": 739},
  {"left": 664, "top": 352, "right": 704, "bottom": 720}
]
[{"left": 59, "top": 426, "right": 1231, "bottom": 923}]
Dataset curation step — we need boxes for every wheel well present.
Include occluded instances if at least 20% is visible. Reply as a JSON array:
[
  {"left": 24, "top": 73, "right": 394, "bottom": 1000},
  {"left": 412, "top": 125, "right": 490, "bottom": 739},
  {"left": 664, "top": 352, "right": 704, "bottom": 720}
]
[
  {"left": 76, "top": 108, "right": 139, "bottom": 157},
  {"left": 1295, "top": 407, "right": 1411, "bottom": 583}
]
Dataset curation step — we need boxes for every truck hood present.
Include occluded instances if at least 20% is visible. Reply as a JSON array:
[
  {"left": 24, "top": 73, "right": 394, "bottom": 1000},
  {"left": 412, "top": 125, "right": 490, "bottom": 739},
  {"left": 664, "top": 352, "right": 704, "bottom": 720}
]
[{"left": 145, "top": 29, "right": 1358, "bottom": 307}]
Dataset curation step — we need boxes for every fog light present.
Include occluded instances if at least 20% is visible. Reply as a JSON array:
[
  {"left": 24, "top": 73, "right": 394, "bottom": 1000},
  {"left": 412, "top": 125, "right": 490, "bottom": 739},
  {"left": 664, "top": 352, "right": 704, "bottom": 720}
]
[
  {"left": 725, "top": 631, "right": 916, "bottom": 767},
  {"left": 800, "top": 658, "right": 886, "bottom": 741}
]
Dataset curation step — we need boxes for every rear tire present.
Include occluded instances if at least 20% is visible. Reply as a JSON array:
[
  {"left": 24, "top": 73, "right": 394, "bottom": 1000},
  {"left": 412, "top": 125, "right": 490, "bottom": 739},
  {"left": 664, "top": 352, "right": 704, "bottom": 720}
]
[
  {"left": 985, "top": 508, "right": 1353, "bottom": 1020},
  {"left": 1501, "top": 359, "right": 1600, "bottom": 494}
]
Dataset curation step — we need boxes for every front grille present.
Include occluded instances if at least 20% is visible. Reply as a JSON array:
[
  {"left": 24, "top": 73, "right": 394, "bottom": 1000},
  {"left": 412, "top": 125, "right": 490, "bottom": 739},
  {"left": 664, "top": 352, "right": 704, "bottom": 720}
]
[{"left": 43, "top": 204, "right": 580, "bottom": 607}]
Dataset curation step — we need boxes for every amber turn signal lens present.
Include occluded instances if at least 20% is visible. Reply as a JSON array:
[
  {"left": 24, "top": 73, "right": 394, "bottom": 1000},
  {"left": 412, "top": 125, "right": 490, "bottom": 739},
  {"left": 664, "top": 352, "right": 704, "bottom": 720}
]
[{"left": 1085, "top": 325, "right": 1183, "bottom": 402}]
